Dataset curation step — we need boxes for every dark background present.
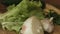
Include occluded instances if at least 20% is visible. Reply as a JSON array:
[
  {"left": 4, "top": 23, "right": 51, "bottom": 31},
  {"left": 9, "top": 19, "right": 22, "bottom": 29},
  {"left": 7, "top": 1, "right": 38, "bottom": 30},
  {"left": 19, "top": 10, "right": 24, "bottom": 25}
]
[{"left": 46, "top": 0, "right": 60, "bottom": 9}]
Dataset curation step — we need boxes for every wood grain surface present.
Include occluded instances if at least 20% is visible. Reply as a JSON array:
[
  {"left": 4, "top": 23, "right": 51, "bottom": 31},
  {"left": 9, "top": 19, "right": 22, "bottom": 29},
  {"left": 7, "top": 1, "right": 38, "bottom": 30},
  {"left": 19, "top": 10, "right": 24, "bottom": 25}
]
[{"left": 46, "top": 0, "right": 60, "bottom": 9}]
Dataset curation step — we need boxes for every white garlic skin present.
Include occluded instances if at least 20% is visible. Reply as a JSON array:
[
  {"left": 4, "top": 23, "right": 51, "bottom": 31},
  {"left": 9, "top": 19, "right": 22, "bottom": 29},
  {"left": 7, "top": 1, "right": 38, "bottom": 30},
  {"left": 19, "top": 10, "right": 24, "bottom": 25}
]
[
  {"left": 21, "top": 16, "right": 44, "bottom": 34},
  {"left": 41, "top": 17, "right": 54, "bottom": 33}
]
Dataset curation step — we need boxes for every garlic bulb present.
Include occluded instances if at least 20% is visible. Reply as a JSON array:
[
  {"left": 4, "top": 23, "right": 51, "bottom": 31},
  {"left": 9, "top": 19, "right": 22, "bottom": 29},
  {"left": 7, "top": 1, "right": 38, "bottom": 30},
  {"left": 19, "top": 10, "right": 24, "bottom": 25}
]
[
  {"left": 41, "top": 17, "right": 54, "bottom": 33},
  {"left": 21, "top": 16, "right": 44, "bottom": 34}
]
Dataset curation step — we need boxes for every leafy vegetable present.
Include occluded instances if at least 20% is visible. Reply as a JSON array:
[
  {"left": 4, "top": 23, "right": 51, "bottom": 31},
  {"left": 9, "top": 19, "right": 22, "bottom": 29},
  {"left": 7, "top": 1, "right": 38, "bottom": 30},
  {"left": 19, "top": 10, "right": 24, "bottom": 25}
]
[
  {"left": 2, "top": 22, "right": 22, "bottom": 32},
  {"left": 7, "top": 4, "right": 16, "bottom": 11},
  {"left": 46, "top": 10, "right": 60, "bottom": 25},
  {"left": 53, "top": 15, "right": 60, "bottom": 25},
  {"left": 0, "top": 0, "right": 45, "bottom": 33}
]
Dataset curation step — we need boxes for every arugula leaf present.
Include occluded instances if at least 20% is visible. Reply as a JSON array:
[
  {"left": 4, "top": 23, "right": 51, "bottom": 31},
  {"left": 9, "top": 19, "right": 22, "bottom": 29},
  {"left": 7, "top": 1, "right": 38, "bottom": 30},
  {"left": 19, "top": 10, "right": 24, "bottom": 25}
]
[{"left": 0, "top": 0, "right": 45, "bottom": 33}]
